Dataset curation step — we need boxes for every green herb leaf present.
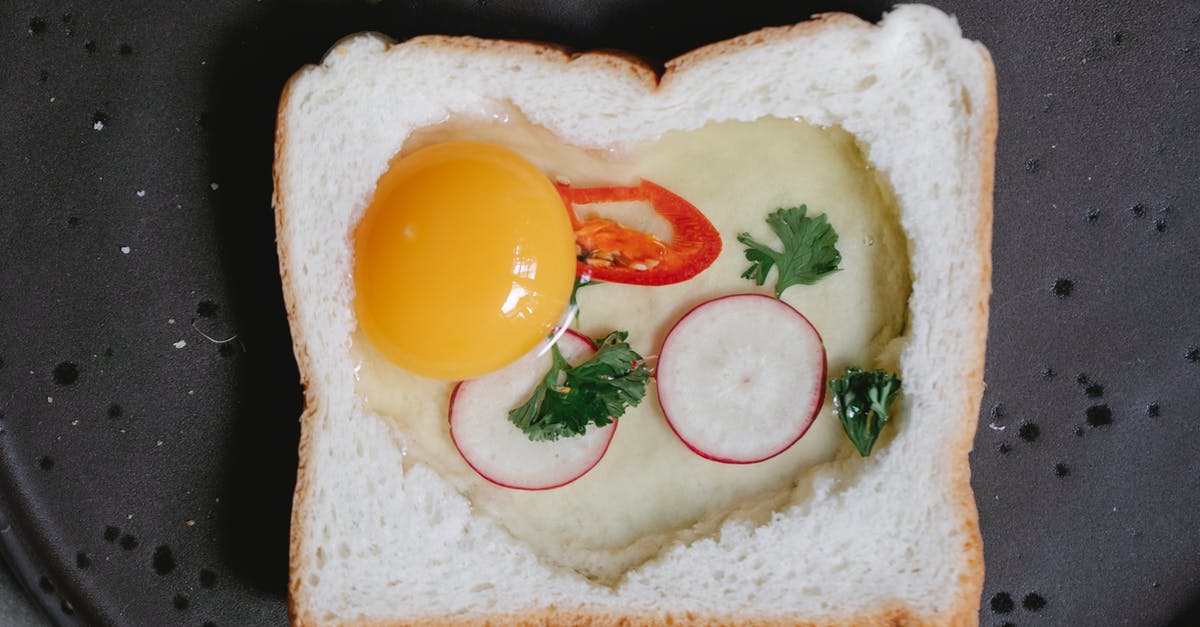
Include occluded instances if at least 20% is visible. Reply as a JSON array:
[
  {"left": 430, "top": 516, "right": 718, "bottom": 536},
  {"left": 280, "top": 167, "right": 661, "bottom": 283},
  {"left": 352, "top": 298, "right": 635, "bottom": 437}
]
[
  {"left": 568, "top": 275, "right": 600, "bottom": 325},
  {"left": 737, "top": 205, "right": 841, "bottom": 298},
  {"left": 508, "top": 331, "right": 650, "bottom": 442},
  {"left": 829, "top": 367, "right": 901, "bottom": 457}
]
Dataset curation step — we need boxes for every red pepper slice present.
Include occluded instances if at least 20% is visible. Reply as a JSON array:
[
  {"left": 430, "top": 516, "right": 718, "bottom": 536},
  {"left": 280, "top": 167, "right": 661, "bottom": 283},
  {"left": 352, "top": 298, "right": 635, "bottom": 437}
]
[{"left": 555, "top": 179, "right": 722, "bottom": 286}]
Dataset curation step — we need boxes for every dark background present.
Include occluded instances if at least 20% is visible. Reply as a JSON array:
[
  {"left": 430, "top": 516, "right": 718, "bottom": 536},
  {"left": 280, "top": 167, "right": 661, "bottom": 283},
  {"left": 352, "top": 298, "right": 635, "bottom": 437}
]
[{"left": 1, "top": 1, "right": 1197, "bottom": 625}]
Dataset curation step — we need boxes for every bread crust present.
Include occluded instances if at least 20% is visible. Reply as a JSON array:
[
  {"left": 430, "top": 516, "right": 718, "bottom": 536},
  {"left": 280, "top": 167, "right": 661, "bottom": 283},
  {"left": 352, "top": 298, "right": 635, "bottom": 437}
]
[
  {"left": 275, "top": 10, "right": 995, "bottom": 627},
  {"left": 273, "top": 70, "right": 318, "bottom": 627},
  {"left": 938, "top": 39, "right": 998, "bottom": 627},
  {"left": 662, "top": 12, "right": 873, "bottom": 82},
  {"left": 303, "top": 602, "right": 953, "bottom": 627}
]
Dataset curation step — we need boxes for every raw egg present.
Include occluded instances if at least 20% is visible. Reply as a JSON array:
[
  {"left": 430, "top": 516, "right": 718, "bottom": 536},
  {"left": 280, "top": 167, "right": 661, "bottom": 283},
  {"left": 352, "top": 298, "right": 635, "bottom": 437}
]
[{"left": 354, "top": 141, "right": 575, "bottom": 380}]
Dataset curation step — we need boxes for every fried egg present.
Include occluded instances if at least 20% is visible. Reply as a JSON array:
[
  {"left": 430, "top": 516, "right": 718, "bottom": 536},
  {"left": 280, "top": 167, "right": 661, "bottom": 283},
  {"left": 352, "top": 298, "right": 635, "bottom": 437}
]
[{"left": 352, "top": 141, "right": 575, "bottom": 380}]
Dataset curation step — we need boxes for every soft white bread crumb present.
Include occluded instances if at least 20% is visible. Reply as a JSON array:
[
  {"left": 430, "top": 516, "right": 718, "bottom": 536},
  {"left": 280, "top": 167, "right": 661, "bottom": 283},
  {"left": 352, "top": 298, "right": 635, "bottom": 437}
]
[{"left": 274, "top": 4, "right": 995, "bottom": 625}]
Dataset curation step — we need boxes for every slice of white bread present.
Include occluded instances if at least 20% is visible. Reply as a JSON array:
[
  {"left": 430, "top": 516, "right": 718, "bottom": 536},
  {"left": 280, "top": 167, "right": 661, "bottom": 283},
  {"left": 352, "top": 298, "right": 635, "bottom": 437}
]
[{"left": 273, "top": 4, "right": 996, "bottom": 625}]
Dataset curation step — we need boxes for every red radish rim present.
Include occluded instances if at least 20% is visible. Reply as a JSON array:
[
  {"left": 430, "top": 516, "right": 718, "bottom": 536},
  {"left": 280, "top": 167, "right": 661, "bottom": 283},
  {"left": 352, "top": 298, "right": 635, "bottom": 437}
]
[
  {"left": 448, "top": 328, "right": 617, "bottom": 491},
  {"left": 550, "top": 327, "right": 598, "bottom": 353},
  {"left": 656, "top": 293, "right": 827, "bottom": 465}
]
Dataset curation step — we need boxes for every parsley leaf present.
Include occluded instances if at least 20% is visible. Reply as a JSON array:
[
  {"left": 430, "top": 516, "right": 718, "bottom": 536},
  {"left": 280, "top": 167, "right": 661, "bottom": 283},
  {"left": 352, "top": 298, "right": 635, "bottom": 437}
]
[
  {"left": 737, "top": 205, "right": 841, "bottom": 298},
  {"left": 508, "top": 331, "right": 650, "bottom": 442},
  {"left": 829, "top": 368, "right": 902, "bottom": 457},
  {"left": 568, "top": 275, "right": 600, "bottom": 325}
]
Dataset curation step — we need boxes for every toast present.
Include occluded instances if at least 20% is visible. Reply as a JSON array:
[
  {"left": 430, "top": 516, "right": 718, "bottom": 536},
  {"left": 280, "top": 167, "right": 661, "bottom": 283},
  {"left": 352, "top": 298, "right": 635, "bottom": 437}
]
[{"left": 273, "top": 5, "right": 996, "bottom": 625}]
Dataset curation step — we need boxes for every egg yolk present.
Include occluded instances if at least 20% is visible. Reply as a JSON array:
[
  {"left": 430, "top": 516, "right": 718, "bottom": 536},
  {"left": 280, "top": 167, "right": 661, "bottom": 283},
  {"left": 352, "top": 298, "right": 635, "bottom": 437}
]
[{"left": 354, "top": 141, "right": 576, "bottom": 380}]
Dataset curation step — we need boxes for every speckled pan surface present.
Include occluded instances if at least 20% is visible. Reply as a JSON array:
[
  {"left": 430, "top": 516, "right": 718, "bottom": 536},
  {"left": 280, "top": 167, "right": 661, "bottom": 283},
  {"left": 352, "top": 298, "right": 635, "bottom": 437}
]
[{"left": 0, "top": 1, "right": 1196, "bottom": 625}]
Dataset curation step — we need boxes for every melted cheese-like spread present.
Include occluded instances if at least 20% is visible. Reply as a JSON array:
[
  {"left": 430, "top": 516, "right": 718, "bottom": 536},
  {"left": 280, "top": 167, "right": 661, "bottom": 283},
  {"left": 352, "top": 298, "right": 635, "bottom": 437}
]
[{"left": 352, "top": 114, "right": 910, "bottom": 584}]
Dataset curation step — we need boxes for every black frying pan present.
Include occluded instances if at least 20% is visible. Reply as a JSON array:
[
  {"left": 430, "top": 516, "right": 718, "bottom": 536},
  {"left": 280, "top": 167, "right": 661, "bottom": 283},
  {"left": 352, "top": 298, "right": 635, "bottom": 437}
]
[{"left": 1, "top": 1, "right": 1198, "bottom": 625}]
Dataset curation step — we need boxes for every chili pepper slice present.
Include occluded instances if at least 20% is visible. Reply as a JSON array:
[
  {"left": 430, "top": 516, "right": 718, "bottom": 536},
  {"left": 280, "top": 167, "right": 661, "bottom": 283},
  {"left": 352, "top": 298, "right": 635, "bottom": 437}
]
[{"left": 555, "top": 179, "right": 722, "bottom": 286}]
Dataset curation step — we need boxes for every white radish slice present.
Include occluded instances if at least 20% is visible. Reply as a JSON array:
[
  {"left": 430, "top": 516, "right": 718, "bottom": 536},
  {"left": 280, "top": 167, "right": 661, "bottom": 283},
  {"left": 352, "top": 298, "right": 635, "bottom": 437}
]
[
  {"left": 449, "top": 329, "right": 616, "bottom": 490},
  {"left": 656, "top": 294, "right": 826, "bottom": 464}
]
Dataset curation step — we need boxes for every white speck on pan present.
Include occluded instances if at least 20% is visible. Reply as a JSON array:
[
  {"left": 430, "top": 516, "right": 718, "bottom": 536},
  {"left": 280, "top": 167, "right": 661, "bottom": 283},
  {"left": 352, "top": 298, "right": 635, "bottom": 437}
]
[{"left": 173, "top": 340, "right": 187, "bottom": 349}]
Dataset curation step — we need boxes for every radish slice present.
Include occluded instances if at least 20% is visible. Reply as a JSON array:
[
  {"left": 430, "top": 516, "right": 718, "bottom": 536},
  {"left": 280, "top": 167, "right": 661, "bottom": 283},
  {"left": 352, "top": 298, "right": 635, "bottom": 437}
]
[
  {"left": 449, "top": 329, "right": 616, "bottom": 490},
  {"left": 656, "top": 294, "right": 827, "bottom": 464}
]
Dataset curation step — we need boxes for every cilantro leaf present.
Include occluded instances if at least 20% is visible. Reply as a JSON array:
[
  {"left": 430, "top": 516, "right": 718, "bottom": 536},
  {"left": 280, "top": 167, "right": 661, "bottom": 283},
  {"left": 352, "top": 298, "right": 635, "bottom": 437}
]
[
  {"left": 508, "top": 331, "right": 650, "bottom": 442},
  {"left": 829, "top": 368, "right": 902, "bottom": 457},
  {"left": 737, "top": 205, "right": 842, "bottom": 298}
]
